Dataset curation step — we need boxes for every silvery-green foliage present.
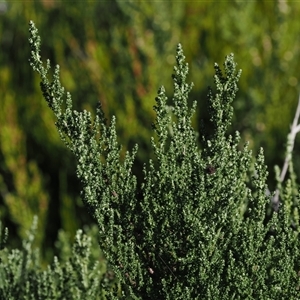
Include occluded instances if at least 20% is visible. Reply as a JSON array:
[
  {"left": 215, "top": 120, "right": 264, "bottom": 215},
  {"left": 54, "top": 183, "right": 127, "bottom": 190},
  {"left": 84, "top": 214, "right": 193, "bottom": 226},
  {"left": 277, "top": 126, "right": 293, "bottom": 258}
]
[
  {"left": 0, "top": 217, "right": 114, "bottom": 299},
  {"left": 28, "top": 20, "right": 300, "bottom": 299}
]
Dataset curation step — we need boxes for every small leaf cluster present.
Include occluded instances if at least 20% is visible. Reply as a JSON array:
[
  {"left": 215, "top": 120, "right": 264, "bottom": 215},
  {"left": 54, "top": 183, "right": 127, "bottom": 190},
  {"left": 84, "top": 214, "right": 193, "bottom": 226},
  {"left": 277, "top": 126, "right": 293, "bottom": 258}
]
[
  {"left": 0, "top": 217, "right": 116, "bottom": 299},
  {"left": 27, "top": 20, "right": 300, "bottom": 299}
]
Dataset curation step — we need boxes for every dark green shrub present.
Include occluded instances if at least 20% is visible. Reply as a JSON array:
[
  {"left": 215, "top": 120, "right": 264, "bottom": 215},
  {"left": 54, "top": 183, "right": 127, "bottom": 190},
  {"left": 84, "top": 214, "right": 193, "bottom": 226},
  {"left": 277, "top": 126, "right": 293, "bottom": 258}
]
[{"left": 2, "top": 20, "right": 300, "bottom": 299}]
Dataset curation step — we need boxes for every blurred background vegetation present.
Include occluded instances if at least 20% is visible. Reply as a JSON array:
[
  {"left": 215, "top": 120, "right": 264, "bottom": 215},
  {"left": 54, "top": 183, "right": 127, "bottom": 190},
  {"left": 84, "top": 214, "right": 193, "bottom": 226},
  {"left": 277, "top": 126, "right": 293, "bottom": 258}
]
[{"left": 1, "top": 0, "right": 300, "bottom": 263}]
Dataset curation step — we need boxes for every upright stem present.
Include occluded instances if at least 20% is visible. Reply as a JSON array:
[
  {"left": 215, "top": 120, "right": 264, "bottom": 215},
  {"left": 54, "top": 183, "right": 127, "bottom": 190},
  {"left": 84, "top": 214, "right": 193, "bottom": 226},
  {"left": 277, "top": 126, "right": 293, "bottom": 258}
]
[{"left": 272, "top": 94, "right": 300, "bottom": 209}]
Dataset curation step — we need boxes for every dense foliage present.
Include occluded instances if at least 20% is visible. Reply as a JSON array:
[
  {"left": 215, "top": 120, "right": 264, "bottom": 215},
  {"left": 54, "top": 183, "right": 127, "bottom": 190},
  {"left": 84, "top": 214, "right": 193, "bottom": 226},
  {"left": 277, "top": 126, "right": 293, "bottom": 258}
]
[
  {"left": 2, "top": 2, "right": 300, "bottom": 262},
  {"left": 4, "top": 20, "right": 297, "bottom": 299},
  {"left": 0, "top": 218, "right": 117, "bottom": 299}
]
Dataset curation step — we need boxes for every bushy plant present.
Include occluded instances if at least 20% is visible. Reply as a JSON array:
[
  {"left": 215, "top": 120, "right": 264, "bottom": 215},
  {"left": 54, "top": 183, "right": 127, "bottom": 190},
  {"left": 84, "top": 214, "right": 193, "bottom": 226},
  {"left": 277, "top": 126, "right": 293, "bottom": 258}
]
[
  {"left": 0, "top": 217, "right": 117, "bottom": 299},
  {"left": 2, "top": 20, "right": 300, "bottom": 299}
]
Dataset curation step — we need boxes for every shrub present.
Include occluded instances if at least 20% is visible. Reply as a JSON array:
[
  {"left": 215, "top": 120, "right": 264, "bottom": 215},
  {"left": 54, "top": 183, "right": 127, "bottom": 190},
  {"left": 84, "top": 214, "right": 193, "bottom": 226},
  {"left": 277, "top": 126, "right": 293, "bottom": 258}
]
[
  {"left": 2, "top": 20, "right": 300, "bottom": 299},
  {"left": 0, "top": 217, "right": 117, "bottom": 299}
]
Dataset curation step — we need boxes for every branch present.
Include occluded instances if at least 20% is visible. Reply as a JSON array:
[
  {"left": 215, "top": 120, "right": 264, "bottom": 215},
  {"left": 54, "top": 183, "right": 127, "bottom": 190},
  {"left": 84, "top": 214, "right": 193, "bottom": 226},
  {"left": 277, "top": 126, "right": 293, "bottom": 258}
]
[{"left": 272, "top": 94, "right": 300, "bottom": 209}]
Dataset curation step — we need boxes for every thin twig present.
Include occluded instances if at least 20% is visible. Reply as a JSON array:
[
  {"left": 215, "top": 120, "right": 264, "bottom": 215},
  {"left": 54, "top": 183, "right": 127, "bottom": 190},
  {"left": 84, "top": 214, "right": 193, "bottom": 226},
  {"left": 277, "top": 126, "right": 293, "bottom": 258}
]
[
  {"left": 158, "top": 254, "right": 177, "bottom": 279},
  {"left": 272, "top": 94, "right": 300, "bottom": 209}
]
